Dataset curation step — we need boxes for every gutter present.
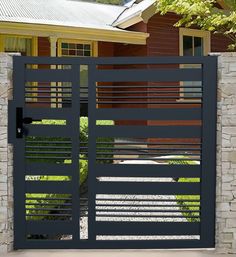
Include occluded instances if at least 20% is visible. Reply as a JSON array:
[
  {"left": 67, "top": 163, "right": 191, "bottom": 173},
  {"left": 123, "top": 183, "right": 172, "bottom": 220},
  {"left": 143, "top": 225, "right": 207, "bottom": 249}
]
[
  {"left": 112, "top": 10, "right": 143, "bottom": 29},
  {"left": 112, "top": 0, "right": 156, "bottom": 29},
  {"left": 0, "top": 21, "right": 149, "bottom": 45}
]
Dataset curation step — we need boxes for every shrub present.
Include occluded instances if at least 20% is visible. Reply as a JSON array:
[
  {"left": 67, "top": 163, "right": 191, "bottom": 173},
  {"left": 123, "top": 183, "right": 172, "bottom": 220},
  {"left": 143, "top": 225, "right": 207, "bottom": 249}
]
[
  {"left": 26, "top": 193, "right": 70, "bottom": 222},
  {"left": 26, "top": 157, "right": 88, "bottom": 221},
  {"left": 64, "top": 156, "right": 88, "bottom": 186}
]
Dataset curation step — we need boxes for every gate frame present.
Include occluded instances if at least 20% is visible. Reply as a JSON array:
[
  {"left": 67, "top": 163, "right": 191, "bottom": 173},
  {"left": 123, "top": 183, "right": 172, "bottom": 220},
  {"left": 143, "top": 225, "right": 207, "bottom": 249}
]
[{"left": 8, "top": 55, "right": 217, "bottom": 249}]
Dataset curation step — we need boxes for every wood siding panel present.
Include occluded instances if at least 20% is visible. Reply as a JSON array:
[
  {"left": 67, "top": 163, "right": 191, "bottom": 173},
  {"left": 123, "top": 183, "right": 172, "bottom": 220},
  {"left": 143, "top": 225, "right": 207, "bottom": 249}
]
[
  {"left": 38, "top": 37, "right": 50, "bottom": 57},
  {"left": 211, "top": 33, "right": 231, "bottom": 52},
  {"left": 111, "top": 23, "right": 148, "bottom": 125},
  {"left": 98, "top": 42, "right": 114, "bottom": 57},
  {"left": 147, "top": 13, "right": 179, "bottom": 56}
]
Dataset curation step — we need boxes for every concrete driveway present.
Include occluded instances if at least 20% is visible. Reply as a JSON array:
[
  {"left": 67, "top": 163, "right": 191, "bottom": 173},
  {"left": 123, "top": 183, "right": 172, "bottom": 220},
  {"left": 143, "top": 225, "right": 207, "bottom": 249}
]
[{"left": 2, "top": 250, "right": 236, "bottom": 257}]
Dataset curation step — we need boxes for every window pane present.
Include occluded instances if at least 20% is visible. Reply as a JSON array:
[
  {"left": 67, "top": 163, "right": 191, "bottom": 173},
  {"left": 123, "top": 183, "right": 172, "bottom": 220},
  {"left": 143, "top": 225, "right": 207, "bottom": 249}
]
[
  {"left": 183, "top": 81, "right": 202, "bottom": 97},
  {"left": 183, "top": 36, "right": 193, "bottom": 56},
  {"left": 61, "top": 43, "right": 68, "bottom": 49},
  {"left": 62, "top": 49, "right": 68, "bottom": 55},
  {"left": 194, "top": 37, "right": 203, "bottom": 56},
  {"left": 5, "top": 37, "right": 32, "bottom": 56},
  {"left": 77, "top": 50, "right": 83, "bottom": 56},
  {"left": 84, "top": 50, "right": 91, "bottom": 56},
  {"left": 77, "top": 44, "right": 83, "bottom": 50},
  {"left": 69, "top": 49, "right": 76, "bottom": 55},
  {"left": 84, "top": 44, "right": 91, "bottom": 50},
  {"left": 68, "top": 43, "right": 75, "bottom": 49}
]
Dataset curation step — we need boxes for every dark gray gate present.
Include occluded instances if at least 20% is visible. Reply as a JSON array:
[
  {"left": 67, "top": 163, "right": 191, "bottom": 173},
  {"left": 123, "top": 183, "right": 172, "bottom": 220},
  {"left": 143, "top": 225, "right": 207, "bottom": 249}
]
[{"left": 8, "top": 56, "right": 217, "bottom": 249}]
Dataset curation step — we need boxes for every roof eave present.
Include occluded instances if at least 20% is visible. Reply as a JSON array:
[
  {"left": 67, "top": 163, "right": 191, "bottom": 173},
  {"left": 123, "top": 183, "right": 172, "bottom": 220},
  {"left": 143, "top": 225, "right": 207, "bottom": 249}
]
[
  {"left": 114, "top": 3, "right": 156, "bottom": 29},
  {"left": 112, "top": 11, "right": 143, "bottom": 29},
  {"left": 0, "top": 21, "right": 149, "bottom": 45}
]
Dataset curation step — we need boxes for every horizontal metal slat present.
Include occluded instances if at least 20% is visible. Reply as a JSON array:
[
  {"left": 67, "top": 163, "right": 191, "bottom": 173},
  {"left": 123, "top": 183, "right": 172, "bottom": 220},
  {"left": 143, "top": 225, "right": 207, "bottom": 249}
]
[
  {"left": 95, "top": 69, "right": 202, "bottom": 82},
  {"left": 25, "top": 125, "right": 71, "bottom": 137},
  {"left": 16, "top": 56, "right": 210, "bottom": 65},
  {"left": 95, "top": 181, "right": 200, "bottom": 195},
  {"left": 26, "top": 181, "right": 72, "bottom": 193},
  {"left": 95, "top": 164, "right": 200, "bottom": 177},
  {"left": 25, "top": 69, "right": 73, "bottom": 82},
  {"left": 26, "top": 221, "right": 73, "bottom": 234},
  {"left": 96, "top": 101, "right": 201, "bottom": 105},
  {"left": 25, "top": 108, "right": 71, "bottom": 120},
  {"left": 26, "top": 163, "right": 73, "bottom": 176},
  {"left": 95, "top": 221, "right": 200, "bottom": 235},
  {"left": 19, "top": 239, "right": 204, "bottom": 249},
  {"left": 95, "top": 108, "right": 201, "bottom": 121},
  {"left": 94, "top": 126, "right": 201, "bottom": 138},
  {"left": 95, "top": 208, "right": 199, "bottom": 213}
]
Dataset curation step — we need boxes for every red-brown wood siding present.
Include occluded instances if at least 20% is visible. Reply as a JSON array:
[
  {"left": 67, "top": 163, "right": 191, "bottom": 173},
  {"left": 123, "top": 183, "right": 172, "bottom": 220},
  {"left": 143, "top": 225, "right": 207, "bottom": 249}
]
[
  {"left": 147, "top": 13, "right": 179, "bottom": 56},
  {"left": 114, "top": 21, "right": 147, "bottom": 57},
  {"left": 97, "top": 42, "right": 114, "bottom": 108},
  {"left": 211, "top": 33, "right": 231, "bottom": 52},
  {"left": 98, "top": 41, "right": 114, "bottom": 57},
  {"left": 38, "top": 37, "right": 50, "bottom": 57}
]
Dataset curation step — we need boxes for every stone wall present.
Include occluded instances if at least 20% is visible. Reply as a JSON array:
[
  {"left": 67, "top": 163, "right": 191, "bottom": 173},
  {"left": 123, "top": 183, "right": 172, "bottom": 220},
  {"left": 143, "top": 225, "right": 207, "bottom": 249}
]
[
  {"left": 0, "top": 52, "right": 236, "bottom": 254},
  {"left": 0, "top": 53, "right": 13, "bottom": 253},
  {"left": 216, "top": 53, "right": 236, "bottom": 254}
]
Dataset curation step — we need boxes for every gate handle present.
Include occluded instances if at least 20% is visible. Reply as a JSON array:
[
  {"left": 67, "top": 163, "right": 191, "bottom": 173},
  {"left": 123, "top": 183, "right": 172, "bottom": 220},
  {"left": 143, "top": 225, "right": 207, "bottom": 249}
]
[
  {"left": 16, "top": 107, "right": 42, "bottom": 138},
  {"left": 16, "top": 107, "right": 23, "bottom": 138}
]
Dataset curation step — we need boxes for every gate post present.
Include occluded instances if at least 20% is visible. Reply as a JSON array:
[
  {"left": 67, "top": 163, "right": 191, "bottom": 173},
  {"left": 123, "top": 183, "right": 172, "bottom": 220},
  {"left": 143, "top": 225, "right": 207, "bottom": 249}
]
[
  {"left": 0, "top": 53, "right": 14, "bottom": 253},
  {"left": 215, "top": 52, "right": 236, "bottom": 254}
]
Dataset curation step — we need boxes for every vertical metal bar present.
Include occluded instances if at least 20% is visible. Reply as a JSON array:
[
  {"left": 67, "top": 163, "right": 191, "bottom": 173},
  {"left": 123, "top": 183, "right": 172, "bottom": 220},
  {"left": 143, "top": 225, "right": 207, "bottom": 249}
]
[
  {"left": 70, "top": 64, "right": 81, "bottom": 241},
  {"left": 201, "top": 56, "right": 218, "bottom": 247},
  {"left": 88, "top": 63, "right": 97, "bottom": 241},
  {"left": 13, "top": 57, "right": 27, "bottom": 249}
]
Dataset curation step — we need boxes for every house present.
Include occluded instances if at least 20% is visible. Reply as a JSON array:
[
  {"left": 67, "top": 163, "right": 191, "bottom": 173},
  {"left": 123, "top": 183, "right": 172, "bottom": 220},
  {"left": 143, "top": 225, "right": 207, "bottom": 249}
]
[
  {"left": 0, "top": 0, "right": 230, "bottom": 59},
  {"left": 0, "top": 0, "right": 230, "bottom": 144}
]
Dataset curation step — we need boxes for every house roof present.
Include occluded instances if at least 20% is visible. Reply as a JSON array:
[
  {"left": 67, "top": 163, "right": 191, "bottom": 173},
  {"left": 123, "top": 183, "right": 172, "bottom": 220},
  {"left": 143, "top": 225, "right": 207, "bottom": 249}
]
[
  {"left": 0, "top": 0, "right": 126, "bottom": 30},
  {"left": 0, "top": 0, "right": 149, "bottom": 44}
]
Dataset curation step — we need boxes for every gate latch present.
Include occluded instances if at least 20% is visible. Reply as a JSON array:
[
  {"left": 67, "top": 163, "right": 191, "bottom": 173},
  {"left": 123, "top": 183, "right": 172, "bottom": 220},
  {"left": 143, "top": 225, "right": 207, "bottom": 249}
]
[
  {"left": 22, "top": 117, "right": 34, "bottom": 124},
  {"left": 16, "top": 107, "right": 42, "bottom": 138}
]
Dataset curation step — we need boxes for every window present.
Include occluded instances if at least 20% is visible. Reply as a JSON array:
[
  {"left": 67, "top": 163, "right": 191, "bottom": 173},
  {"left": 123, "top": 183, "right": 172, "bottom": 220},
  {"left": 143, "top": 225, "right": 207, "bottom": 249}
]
[
  {"left": 60, "top": 42, "right": 91, "bottom": 57},
  {"left": 0, "top": 35, "right": 38, "bottom": 102},
  {"left": 179, "top": 28, "right": 210, "bottom": 99},
  {"left": 0, "top": 35, "right": 37, "bottom": 56},
  {"left": 183, "top": 36, "right": 203, "bottom": 56},
  {"left": 58, "top": 40, "right": 95, "bottom": 115}
]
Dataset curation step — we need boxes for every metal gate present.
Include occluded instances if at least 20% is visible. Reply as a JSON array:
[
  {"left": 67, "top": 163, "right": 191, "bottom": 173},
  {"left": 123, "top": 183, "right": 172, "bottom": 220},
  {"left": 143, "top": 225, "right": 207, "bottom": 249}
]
[{"left": 8, "top": 56, "right": 217, "bottom": 249}]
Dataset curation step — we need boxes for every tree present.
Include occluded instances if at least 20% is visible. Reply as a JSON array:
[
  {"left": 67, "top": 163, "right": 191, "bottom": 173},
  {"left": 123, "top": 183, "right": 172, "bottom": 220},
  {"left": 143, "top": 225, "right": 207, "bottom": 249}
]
[{"left": 156, "top": 0, "right": 236, "bottom": 49}]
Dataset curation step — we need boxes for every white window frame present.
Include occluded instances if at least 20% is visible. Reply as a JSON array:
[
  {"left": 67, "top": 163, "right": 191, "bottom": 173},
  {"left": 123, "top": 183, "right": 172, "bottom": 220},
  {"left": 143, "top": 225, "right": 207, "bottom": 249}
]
[{"left": 179, "top": 28, "right": 211, "bottom": 102}]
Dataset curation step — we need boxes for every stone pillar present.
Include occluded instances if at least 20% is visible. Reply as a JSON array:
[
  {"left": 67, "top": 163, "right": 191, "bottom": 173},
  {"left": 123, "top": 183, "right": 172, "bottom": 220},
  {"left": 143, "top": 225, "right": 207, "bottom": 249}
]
[
  {"left": 215, "top": 52, "right": 236, "bottom": 254},
  {"left": 0, "top": 53, "right": 14, "bottom": 253}
]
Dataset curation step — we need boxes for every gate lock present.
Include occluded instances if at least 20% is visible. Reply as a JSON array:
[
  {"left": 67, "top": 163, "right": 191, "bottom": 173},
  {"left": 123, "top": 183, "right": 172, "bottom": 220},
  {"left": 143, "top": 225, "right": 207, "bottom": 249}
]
[{"left": 16, "top": 107, "right": 41, "bottom": 138}]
